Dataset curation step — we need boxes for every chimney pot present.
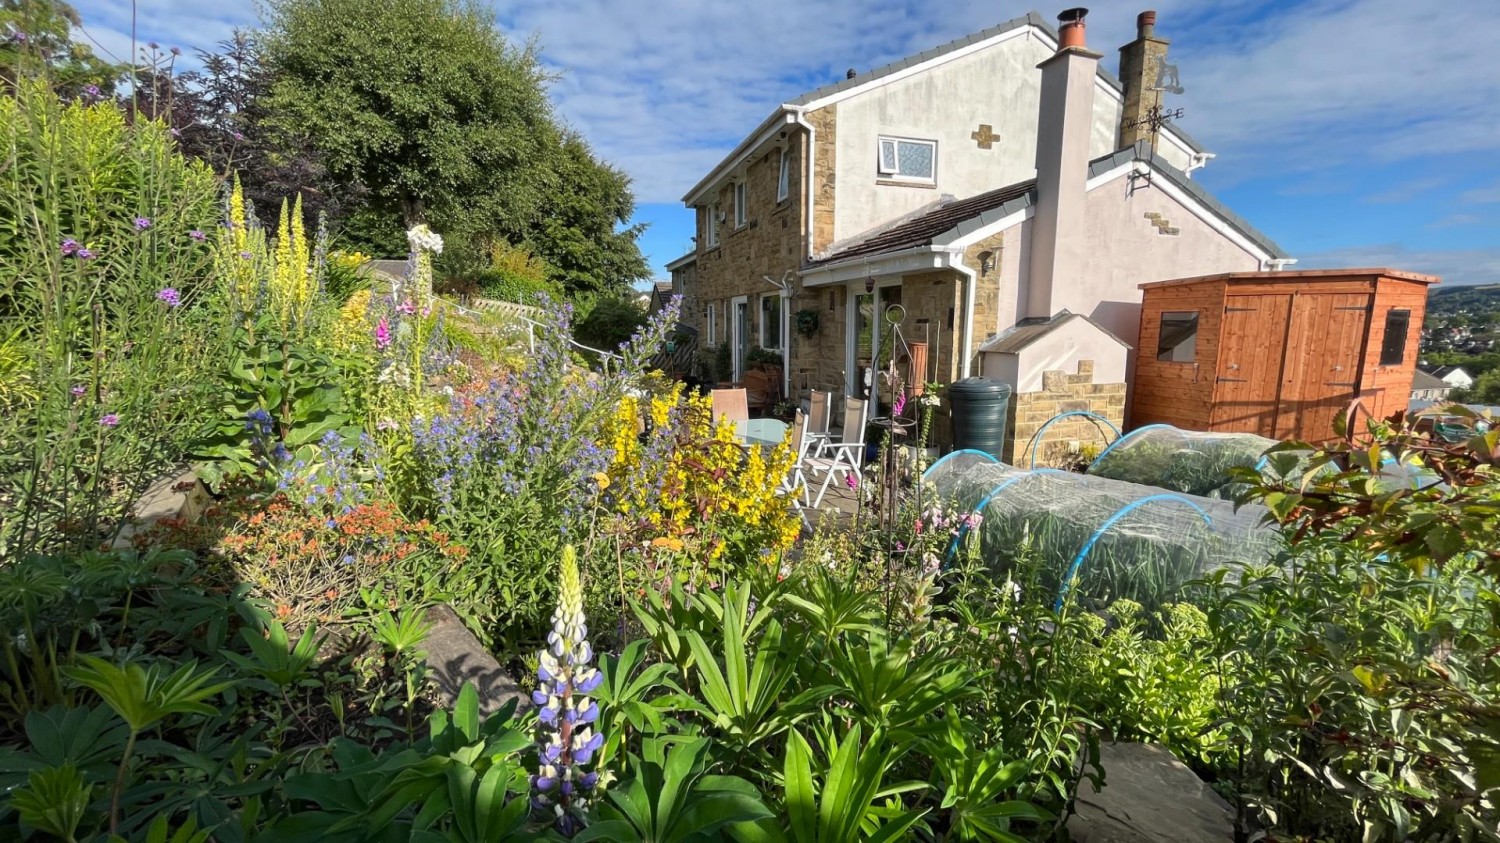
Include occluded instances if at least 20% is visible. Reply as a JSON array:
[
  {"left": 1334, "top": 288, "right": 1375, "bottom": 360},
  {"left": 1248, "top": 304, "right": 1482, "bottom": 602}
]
[
  {"left": 1057, "top": 7, "right": 1089, "bottom": 50},
  {"left": 846, "top": 68, "right": 857, "bottom": 79},
  {"left": 1137, "top": 10, "right": 1156, "bottom": 38}
]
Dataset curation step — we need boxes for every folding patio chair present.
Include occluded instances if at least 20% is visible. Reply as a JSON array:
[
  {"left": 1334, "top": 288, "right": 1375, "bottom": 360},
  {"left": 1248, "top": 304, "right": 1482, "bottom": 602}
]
[
  {"left": 804, "top": 397, "right": 868, "bottom": 509},
  {"left": 806, "top": 389, "right": 834, "bottom": 458},
  {"left": 710, "top": 388, "right": 749, "bottom": 426}
]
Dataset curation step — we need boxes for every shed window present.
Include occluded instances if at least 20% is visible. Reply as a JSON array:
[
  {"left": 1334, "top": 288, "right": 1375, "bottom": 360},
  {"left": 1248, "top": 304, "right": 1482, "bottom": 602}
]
[
  {"left": 1156, "top": 311, "right": 1199, "bottom": 362},
  {"left": 1380, "top": 309, "right": 1410, "bottom": 366}
]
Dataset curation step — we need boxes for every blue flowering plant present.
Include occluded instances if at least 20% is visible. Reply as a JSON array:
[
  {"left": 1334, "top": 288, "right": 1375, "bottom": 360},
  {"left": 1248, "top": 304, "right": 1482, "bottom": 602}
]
[
  {"left": 532, "top": 545, "right": 606, "bottom": 833},
  {"left": 396, "top": 296, "right": 681, "bottom": 643}
]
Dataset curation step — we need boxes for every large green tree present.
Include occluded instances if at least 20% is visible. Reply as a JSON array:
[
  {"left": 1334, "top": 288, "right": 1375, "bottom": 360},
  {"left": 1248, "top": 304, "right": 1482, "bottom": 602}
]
[
  {"left": 1, "top": 0, "right": 120, "bottom": 95},
  {"left": 259, "top": 0, "right": 646, "bottom": 295}
]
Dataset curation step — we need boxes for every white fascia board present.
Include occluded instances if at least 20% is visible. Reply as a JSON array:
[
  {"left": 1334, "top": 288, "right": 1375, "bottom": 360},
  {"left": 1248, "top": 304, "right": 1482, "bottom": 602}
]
[
  {"left": 942, "top": 206, "right": 1033, "bottom": 250},
  {"left": 798, "top": 246, "right": 949, "bottom": 287},
  {"left": 1105, "top": 161, "right": 1275, "bottom": 262},
  {"left": 683, "top": 111, "right": 798, "bottom": 206},
  {"left": 795, "top": 26, "right": 1033, "bottom": 111}
]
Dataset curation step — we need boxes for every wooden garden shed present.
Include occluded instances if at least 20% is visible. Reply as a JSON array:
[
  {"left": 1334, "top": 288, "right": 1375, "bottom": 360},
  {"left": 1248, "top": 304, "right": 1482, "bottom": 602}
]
[{"left": 1131, "top": 269, "right": 1438, "bottom": 441}]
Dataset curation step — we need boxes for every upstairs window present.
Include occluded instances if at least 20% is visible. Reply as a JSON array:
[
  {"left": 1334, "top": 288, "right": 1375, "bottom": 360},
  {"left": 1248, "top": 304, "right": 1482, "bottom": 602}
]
[
  {"left": 1156, "top": 311, "right": 1199, "bottom": 362},
  {"left": 733, "top": 181, "right": 748, "bottom": 227},
  {"left": 1380, "top": 309, "right": 1410, "bottom": 366},
  {"left": 776, "top": 148, "right": 791, "bottom": 202},
  {"left": 705, "top": 203, "right": 720, "bottom": 248},
  {"left": 877, "top": 136, "right": 936, "bottom": 183}
]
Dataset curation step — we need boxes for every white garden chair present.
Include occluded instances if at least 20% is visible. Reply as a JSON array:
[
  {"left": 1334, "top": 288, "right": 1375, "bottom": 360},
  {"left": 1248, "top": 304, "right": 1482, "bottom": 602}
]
[
  {"left": 804, "top": 398, "right": 868, "bottom": 509},
  {"left": 806, "top": 389, "right": 834, "bottom": 458}
]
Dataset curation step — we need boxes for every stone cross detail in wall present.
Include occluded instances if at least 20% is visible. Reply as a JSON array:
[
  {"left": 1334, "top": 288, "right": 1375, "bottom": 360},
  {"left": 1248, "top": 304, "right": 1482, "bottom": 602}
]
[{"left": 970, "top": 124, "right": 1000, "bottom": 149}]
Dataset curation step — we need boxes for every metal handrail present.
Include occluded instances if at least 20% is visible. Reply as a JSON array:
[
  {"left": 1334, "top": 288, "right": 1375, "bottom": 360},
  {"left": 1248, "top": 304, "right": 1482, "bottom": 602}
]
[{"left": 438, "top": 296, "right": 624, "bottom": 374}]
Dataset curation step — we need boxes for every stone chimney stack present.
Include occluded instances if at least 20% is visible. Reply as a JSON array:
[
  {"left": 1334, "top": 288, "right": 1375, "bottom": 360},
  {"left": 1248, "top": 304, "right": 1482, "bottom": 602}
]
[
  {"left": 1027, "top": 8, "right": 1100, "bottom": 321},
  {"left": 1118, "top": 10, "right": 1171, "bottom": 149}
]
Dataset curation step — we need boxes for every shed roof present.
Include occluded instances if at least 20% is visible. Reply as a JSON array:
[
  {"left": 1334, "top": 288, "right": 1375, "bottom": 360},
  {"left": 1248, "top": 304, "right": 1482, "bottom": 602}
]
[
  {"left": 1139, "top": 268, "right": 1441, "bottom": 291},
  {"left": 978, "top": 309, "right": 1131, "bottom": 354}
]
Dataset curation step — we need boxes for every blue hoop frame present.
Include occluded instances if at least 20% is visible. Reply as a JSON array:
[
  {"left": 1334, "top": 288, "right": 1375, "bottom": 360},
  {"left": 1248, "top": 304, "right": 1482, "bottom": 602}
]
[
  {"left": 943, "top": 468, "right": 1071, "bottom": 561},
  {"left": 921, "top": 448, "right": 1000, "bottom": 481},
  {"left": 1026, "top": 411, "right": 1123, "bottom": 470},
  {"left": 1082, "top": 422, "right": 1171, "bottom": 472},
  {"left": 1053, "top": 493, "right": 1212, "bottom": 611}
]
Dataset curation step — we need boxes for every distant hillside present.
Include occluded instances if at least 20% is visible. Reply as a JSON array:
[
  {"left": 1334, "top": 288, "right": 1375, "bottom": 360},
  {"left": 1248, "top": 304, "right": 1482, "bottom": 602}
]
[{"left": 1427, "top": 284, "right": 1500, "bottom": 318}]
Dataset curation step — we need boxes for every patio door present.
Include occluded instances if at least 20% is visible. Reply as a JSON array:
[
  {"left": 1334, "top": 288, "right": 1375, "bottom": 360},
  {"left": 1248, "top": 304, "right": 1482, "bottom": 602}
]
[
  {"left": 730, "top": 295, "right": 750, "bottom": 381},
  {"left": 849, "top": 283, "right": 903, "bottom": 416}
]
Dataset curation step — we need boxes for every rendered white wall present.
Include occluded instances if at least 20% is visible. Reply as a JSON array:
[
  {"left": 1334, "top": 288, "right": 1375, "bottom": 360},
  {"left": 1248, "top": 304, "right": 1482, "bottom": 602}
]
[{"left": 828, "top": 31, "right": 1195, "bottom": 246}]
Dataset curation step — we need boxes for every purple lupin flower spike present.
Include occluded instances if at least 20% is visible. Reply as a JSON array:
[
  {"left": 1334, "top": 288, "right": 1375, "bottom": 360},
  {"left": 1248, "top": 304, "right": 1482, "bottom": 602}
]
[{"left": 532, "top": 546, "right": 602, "bottom": 832}]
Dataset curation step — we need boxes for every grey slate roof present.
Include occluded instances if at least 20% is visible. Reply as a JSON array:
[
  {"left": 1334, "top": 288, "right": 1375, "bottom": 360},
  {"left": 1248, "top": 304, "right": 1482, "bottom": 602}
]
[
  {"left": 664, "top": 251, "right": 697, "bottom": 271},
  {"left": 787, "top": 12, "right": 1046, "bottom": 106},
  {"left": 1411, "top": 369, "right": 1451, "bottom": 390},
  {"left": 809, "top": 142, "right": 1287, "bottom": 267},
  {"left": 815, "top": 180, "right": 1036, "bottom": 264},
  {"left": 784, "top": 11, "right": 1204, "bottom": 154},
  {"left": 979, "top": 310, "right": 1131, "bottom": 354}
]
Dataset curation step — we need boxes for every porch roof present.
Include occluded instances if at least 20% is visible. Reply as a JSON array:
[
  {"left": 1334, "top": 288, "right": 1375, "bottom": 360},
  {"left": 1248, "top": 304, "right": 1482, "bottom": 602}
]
[{"left": 813, "top": 180, "right": 1037, "bottom": 265}]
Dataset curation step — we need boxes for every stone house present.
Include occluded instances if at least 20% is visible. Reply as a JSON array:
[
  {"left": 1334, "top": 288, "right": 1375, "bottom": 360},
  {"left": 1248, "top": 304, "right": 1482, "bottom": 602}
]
[{"left": 671, "top": 8, "right": 1290, "bottom": 457}]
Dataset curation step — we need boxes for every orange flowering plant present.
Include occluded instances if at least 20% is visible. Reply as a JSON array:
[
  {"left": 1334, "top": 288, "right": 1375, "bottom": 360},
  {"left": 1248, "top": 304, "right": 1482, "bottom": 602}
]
[
  {"left": 214, "top": 496, "right": 468, "bottom": 623},
  {"left": 601, "top": 386, "right": 800, "bottom": 593}
]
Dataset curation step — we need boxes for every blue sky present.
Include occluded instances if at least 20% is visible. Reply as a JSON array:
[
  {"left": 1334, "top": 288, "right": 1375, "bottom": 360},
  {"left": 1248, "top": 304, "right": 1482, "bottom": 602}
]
[{"left": 73, "top": 0, "right": 1500, "bottom": 286}]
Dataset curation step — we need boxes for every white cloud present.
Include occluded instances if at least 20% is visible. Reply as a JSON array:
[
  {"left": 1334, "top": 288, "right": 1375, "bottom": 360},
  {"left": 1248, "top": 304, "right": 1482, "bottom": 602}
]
[
  {"left": 74, "top": 0, "right": 1500, "bottom": 229},
  {"left": 1365, "top": 176, "right": 1448, "bottom": 204},
  {"left": 1297, "top": 243, "right": 1500, "bottom": 286},
  {"left": 1460, "top": 178, "right": 1500, "bottom": 205}
]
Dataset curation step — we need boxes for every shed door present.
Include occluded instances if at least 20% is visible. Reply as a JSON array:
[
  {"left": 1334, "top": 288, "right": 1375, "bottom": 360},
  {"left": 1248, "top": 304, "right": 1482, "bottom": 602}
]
[
  {"left": 1212, "top": 295, "right": 1291, "bottom": 435},
  {"left": 1281, "top": 293, "right": 1370, "bottom": 440}
]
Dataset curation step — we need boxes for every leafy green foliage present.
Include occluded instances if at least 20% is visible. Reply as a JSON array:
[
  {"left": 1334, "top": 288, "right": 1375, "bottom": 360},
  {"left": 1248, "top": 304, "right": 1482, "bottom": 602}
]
[
  {"left": 574, "top": 295, "right": 649, "bottom": 353},
  {"left": 194, "top": 313, "right": 356, "bottom": 488},
  {"left": 578, "top": 737, "right": 772, "bottom": 843},
  {"left": 258, "top": 0, "right": 647, "bottom": 295},
  {"left": 0, "top": 81, "right": 223, "bottom": 559},
  {"left": 0, "top": 0, "right": 121, "bottom": 96}
]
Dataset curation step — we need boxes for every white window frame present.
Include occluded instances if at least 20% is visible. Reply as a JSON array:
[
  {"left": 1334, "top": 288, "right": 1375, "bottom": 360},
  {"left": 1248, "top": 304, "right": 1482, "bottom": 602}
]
[
  {"left": 877, "top": 135, "right": 937, "bottom": 183},
  {"left": 759, "top": 292, "right": 786, "bottom": 350},
  {"left": 730, "top": 295, "right": 749, "bottom": 380},
  {"left": 733, "top": 181, "right": 748, "bottom": 228},
  {"left": 705, "top": 302, "right": 716, "bottom": 345},
  {"left": 705, "top": 203, "right": 720, "bottom": 248},
  {"left": 776, "top": 148, "right": 790, "bottom": 202}
]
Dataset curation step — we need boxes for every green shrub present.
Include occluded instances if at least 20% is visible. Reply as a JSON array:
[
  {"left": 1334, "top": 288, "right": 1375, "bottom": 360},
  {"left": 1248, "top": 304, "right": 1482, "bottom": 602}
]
[
  {"left": 574, "top": 294, "right": 647, "bottom": 353},
  {"left": 0, "top": 81, "right": 222, "bottom": 560},
  {"left": 470, "top": 265, "right": 561, "bottom": 305}
]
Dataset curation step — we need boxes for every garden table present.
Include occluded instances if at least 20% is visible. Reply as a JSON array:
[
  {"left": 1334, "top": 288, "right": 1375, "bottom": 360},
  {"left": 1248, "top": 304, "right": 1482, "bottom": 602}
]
[{"left": 735, "top": 418, "right": 788, "bottom": 449}]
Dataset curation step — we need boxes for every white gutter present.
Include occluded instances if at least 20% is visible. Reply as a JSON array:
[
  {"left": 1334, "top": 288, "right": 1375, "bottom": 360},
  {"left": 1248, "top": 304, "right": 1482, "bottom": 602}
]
[
  {"left": 792, "top": 108, "right": 816, "bottom": 262},
  {"left": 1263, "top": 258, "right": 1298, "bottom": 272},
  {"left": 948, "top": 248, "right": 978, "bottom": 380}
]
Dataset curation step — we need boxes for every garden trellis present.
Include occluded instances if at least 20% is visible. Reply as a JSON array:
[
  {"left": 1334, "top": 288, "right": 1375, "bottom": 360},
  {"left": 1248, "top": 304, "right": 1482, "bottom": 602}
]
[
  {"left": 924, "top": 452, "right": 1282, "bottom": 612},
  {"left": 1085, "top": 424, "right": 1277, "bottom": 499}
]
